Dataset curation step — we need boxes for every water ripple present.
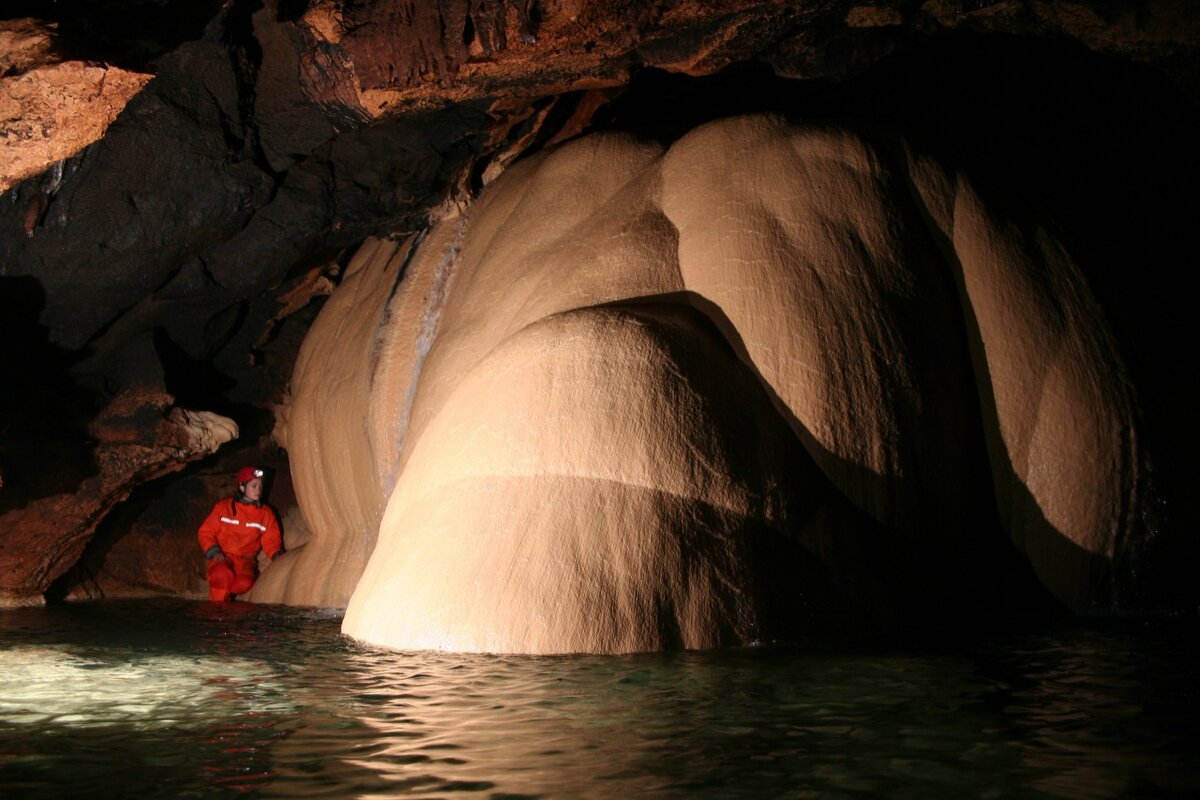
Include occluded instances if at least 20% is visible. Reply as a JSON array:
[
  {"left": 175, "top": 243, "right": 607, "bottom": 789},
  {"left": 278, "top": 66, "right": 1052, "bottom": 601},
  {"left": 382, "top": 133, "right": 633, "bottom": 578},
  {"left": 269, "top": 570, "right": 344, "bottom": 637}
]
[{"left": 1, "top": 601, "right": 1197, "bottom": 798}]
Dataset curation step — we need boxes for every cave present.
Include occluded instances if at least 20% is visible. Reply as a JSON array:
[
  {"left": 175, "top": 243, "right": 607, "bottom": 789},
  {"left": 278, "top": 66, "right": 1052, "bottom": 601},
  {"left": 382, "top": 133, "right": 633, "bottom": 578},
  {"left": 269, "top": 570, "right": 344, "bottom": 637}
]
[
  {"left": 2, "top": 0, "right": 1198, "bottom": 793},
  {"left": 4, "top": 0, "right": 1196, "bottom": 625}
]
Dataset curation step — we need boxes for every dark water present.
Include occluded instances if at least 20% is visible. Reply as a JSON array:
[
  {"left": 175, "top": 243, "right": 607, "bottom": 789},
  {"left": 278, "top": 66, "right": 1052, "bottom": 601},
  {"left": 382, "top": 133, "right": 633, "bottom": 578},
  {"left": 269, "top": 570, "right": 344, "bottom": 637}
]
[{"left": 1, "top": 600, "right": 1197, "bottom": 799}]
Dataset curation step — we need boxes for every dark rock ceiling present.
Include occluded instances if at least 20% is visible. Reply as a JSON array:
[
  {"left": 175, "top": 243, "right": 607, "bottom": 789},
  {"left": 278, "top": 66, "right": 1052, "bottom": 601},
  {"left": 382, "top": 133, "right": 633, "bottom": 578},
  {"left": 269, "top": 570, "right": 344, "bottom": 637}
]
[{"left": 1, "top": 0, "right": 1197, "bottom": 607}]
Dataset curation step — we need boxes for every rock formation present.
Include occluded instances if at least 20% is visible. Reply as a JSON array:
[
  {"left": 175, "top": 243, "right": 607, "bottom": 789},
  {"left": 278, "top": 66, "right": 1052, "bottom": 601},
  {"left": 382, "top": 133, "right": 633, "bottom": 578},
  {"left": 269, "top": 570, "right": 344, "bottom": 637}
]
[
  {"left": 254, "top": 116, "right": 1140, "bottom": 653},
  {"left": 0, "top": 50, "right": 153, "bottom": 195},
  {"left": 0, "top": 388, "right": 236, "bottom": 606},
  {"left": 0, "top": 1, "right": 1194, "bottom": 622},
  {"left": 248, "top": 235, "right": 435, "bottom": 607}
]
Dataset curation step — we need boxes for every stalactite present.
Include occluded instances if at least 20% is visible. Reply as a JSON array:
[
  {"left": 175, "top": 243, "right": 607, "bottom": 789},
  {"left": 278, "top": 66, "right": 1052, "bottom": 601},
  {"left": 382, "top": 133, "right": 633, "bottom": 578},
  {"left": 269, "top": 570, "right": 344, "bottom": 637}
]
[
  {"left": 343, "top": 0, "right": 535, "bottom": 89},
  {"left": 469, "top": 0, "right": 507, "bottom": 55}
]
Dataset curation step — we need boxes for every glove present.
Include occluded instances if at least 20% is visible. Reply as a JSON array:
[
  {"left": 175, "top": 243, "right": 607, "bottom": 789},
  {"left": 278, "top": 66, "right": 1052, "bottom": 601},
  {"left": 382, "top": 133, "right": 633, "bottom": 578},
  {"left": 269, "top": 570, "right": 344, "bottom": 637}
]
[{"left": 204, "top": 545, "right": 224, "bottom": 559}]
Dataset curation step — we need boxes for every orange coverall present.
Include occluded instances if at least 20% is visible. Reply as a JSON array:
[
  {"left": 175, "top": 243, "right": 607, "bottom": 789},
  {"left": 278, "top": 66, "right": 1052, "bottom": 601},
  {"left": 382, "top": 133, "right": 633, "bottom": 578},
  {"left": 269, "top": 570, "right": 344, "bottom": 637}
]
[{"left": 197, "top": 498, "right": 283, "bottom": 601}]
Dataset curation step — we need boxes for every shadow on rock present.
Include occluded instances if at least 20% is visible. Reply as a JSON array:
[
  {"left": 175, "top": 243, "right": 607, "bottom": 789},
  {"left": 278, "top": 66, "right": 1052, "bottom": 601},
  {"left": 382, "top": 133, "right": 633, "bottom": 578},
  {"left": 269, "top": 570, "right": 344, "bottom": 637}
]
[{"left": 0, "top": 275, "right": 100, "bottom": 511}]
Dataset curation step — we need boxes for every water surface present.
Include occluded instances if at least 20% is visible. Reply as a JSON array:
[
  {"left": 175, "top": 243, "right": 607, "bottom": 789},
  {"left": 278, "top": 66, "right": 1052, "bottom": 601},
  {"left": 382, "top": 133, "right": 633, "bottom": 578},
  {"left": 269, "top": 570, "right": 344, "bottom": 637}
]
[{"left": 1, "top": 600, "right": 1196, "bottom": 798}]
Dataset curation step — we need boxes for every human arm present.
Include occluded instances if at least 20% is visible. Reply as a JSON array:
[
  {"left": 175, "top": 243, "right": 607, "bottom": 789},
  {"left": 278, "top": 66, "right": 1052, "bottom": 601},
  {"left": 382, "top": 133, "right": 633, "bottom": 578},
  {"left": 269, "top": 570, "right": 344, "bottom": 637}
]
[
  {"left": 198, "top": 503, "right": 226, "bottom": 560},
  {"left": 261, "top": 507, "right": 283, "bottom": 561}
]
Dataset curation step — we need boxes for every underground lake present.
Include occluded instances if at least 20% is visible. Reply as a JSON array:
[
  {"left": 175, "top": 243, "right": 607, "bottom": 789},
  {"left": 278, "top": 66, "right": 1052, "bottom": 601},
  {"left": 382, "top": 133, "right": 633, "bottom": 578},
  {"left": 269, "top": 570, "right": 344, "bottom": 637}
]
[
  {"left": 1, "top": 599, "right": 1196, "bottom": 798},
  {"left": 4, "top": 3, "right": 1200, "bottom": 798}
]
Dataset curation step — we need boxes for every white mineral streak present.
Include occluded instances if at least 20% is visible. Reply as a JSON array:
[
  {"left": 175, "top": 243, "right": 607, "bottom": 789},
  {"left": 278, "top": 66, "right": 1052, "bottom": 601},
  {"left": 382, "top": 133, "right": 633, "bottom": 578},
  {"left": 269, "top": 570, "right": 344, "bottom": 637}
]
[
  {"left": 249, "top": 237, "right": 415, "bottom": 607},
  {"left": 278, "top": 116, "right": 1138, "bottom": 649},
  {"left": 385, "top": 217, "right": 467, "bottom": 489}
]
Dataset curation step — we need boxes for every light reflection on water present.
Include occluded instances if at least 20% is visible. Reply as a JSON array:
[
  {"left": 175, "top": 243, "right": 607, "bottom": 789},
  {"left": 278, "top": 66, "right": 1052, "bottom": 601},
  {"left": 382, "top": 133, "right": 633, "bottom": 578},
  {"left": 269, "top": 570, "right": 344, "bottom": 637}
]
[{"left": 0, "top": 600, "right": 1196, "bottom": 799}]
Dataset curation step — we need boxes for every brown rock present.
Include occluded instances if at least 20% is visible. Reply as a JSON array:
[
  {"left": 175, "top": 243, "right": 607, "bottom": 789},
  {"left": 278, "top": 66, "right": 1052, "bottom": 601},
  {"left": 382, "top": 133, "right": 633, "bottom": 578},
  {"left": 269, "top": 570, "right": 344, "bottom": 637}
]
[
  {"left": 846, "top": 6, "right": 905, "bottom": 28},
  {"left": 0, "top": 60, "right": 152, "bottom": 194},
  {"left": 0, "top": 18, "right": 59, "bottom": 76},
  {"left": 59, "top": 457, "right": 303, "bottom": 602},
  {"left": 0, "top": 389, "right": 236, "bottom": 605}
]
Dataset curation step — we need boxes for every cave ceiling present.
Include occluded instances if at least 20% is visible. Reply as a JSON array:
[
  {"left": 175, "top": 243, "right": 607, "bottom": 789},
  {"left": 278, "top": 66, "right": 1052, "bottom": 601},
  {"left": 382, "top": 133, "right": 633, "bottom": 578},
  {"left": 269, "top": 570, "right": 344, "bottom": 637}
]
[{"left": 1, "top": 0, "right": 1198, "bottom": 604}]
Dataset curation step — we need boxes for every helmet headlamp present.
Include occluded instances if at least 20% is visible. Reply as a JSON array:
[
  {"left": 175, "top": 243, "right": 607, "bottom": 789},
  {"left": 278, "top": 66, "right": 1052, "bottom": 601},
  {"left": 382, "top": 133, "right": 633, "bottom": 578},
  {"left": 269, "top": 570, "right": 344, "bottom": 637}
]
[{"left": 236, "top": 466, "right": 265, "bottom": 484}]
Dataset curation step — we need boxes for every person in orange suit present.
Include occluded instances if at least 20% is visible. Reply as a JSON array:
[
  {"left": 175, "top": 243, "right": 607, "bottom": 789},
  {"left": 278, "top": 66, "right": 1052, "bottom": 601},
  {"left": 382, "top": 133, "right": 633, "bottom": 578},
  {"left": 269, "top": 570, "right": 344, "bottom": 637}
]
[{"left": 198, "top": 466, "right": 283, "bottom": 602}]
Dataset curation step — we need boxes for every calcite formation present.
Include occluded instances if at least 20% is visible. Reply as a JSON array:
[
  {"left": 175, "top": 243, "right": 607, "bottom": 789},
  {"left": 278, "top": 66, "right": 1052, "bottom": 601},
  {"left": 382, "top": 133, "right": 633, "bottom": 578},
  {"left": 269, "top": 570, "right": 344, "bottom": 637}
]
[
  {"left": 249, "top": 236, "right": 432, "bottom": 608},
  {"left": 264, "top": 115, "right": 1141, "bottom": 653}
]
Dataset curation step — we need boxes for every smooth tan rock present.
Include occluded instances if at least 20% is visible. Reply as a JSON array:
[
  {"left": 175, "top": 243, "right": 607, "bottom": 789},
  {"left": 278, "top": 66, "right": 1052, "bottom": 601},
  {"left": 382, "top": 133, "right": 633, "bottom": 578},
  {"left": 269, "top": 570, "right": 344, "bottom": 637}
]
[
  {"left": 905, "top": 151, "right": 1141, "bottom": 608},
  {"left": 661, "top": 116, "right": 975, "bottom": 536},
  {"left": 341, "top": 122, "right": 973, "bottom": 652},
  {"left": 256, "top": 134, "right": 679, "bottom": 609},
  {"left": 394, "top": 132, "right": 677, "bottom": 471},
  {"left": 283, "top": 116, "right": 1141, "bottom": 650},
  {"left": 167, "top": 409, "right": 240, "bottom": 454},
  {"left": 344, "top": 305, "right": 839, "bottom": 653},
  {"left": 247, "top": 237, "right": 407, "bottom": 607},
  {"left": 250, "top": 223, "right": 471, "bottom": 606}
]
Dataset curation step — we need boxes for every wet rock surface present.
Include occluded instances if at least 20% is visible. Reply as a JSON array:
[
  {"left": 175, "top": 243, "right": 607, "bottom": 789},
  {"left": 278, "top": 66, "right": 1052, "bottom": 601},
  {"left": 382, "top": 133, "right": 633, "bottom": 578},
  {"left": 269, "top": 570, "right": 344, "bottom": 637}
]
[{"left": 306, "top": 118, "right": 1136, "bottom": 652}]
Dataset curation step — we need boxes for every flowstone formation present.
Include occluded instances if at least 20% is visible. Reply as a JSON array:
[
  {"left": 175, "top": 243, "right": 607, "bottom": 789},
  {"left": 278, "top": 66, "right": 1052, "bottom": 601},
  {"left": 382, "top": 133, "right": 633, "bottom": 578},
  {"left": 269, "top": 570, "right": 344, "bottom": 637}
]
[{"left": 260, "top": 115, "right": 1142, "bottom": 654}]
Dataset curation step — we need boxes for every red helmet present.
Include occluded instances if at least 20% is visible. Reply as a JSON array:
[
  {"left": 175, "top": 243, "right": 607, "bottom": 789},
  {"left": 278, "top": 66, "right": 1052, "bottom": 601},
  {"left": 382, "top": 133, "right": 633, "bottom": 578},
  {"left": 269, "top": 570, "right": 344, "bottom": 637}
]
[{"left": 237, "top": 466, "right": 264, "bottom": 484}]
